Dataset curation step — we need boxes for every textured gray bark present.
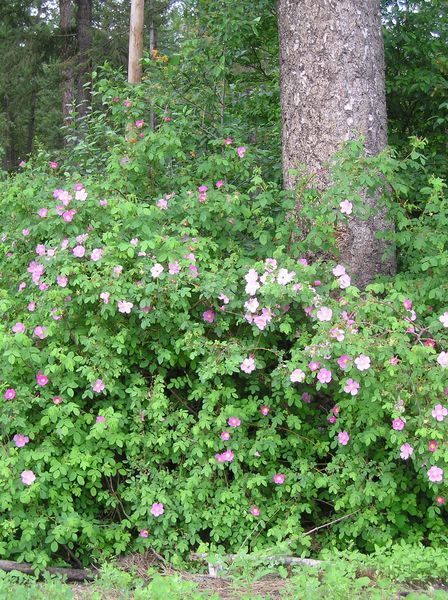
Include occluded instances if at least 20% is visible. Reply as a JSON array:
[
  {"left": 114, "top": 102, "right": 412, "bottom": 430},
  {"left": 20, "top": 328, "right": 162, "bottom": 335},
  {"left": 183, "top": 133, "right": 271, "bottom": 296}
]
[{"left": 278, "top": 0, "right": 396, "bottom": 287}]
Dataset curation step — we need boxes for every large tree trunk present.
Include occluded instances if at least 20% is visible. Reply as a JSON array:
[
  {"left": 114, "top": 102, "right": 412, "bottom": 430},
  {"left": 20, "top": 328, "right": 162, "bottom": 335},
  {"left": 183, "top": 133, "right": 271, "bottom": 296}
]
[
  {"left": 59, "top": 0, "right": 75, "bottom": 128},
  {"left": 75, "top": 0, "right": 92, "bottom": 118},
  {"left": 278, "top": 0, "right": 396, "bottom": 287},
  {"left": 128, "top": 0, "right": 145, "bottom": 83}
]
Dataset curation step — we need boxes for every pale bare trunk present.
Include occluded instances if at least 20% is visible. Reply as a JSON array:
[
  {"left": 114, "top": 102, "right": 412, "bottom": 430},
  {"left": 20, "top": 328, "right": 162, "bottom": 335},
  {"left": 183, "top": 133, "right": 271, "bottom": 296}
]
[
  {"left": 149, "top": 2, "right": 157, "bottom": 129},
  {"left": 128, "top": 0, "right": 145, "bottom": 84}
]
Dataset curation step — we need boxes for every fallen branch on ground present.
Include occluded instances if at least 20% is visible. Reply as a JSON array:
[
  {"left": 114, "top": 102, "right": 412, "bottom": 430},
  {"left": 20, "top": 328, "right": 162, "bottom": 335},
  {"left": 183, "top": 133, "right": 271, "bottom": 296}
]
[
  {"left": 191, "top": 552, "right": 324, "bottom": 577},
  {"left": 0, "top": 560, "right": 95, "bottom": 581}
]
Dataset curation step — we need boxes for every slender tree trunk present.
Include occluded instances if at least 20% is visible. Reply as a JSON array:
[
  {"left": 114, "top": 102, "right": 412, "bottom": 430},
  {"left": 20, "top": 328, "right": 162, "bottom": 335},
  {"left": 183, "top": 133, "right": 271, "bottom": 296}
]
[
  {"left": 278, "top": 0, "right": 396, "bottom": 287},
  {"left": 128, "top": 0, "right": 145, "bottom": 83},
  {"left": 148, "top": 2, "right": 157, "bottom": 129},
  {"left": 75, "top": 0, "right": 92, "bottom": 118},
  {"left": 3, "top": 95, "right": 17, "bottom": 170},
  {"left": 59, "top": 0, "right": 75, "bottom": 128},
  {"left": 26, "top": 79, "right": 38, "bottom": 154}
]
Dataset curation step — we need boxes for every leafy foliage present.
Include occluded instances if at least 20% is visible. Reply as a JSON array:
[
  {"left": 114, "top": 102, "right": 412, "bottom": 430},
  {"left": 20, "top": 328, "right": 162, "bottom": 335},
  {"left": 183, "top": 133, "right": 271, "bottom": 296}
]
[{"left": 0, "top": 94, "right": 446, "bottom": 565}]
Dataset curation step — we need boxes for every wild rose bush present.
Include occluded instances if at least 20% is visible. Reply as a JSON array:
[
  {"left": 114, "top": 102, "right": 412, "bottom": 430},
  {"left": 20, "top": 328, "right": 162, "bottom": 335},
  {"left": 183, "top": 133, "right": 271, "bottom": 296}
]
[{"left": 0, "top": 133, "right": 447, "bottom": 567}]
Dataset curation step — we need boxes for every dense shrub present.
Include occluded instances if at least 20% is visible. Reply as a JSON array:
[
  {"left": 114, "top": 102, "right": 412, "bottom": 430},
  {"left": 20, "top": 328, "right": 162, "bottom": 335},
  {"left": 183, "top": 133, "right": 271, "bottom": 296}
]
[{"left": 0, "top": 99, "right": 447, "bottom": 568}]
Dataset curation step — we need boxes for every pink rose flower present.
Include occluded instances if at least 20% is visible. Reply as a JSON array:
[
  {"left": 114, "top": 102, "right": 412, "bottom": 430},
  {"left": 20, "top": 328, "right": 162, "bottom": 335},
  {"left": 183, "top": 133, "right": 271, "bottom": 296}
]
[
  {"left": 354, "top": 355, "right": 371, "bottom": 371},
  {"left": 203, "top": 309, "right": 215, "bottom": 323},
  {"left": 237, "top": 146, "right": 246, "bottom": 158},
  {"left": 428, "top": 466, "right": 444, "bottom": 483},
  {"left": 428, "top": 440, "right": 438, "bottom": 453},
  {"left": 340, "top": 200, "right": 352, "bottom": 215},
  {"left": 151, "top": 263, "right": 164, "bottom": 278},
  {"left": 437, "top": 352, "right": 448, "bottom": 368},
  {"left": 222, "top": 449, "right": 234, "bottom": 462},
  {"left": 5, "top": 388, "right": 16, "bottom": 400},
  {"left": 57, "top": 275, "right": 68, "bottom": 287},
  {"left": 73, "top": 245, "right": 85, "bottom": 258},
  {"left": 400, "top": 443, "right": 413, "bottom": 460},
  {"left": 12, "top": 322, "right": 26, "bottom": 334},
  {"left": 432, "top": 404, "right": 447, "bottom": 421},
  {"left": 245, "top": 297, "right": 259, "bottom": 313},
  {"left": 392, "top": 418, "right": 405, "bottom": 431},
  {"left": 21, "top": 470, "right": 36, "bottom": 485},
  {"left": 317, "top": 368, "right": 332, "bottom": 384},
  {"left": 339, "top": 274, "right": 351, "bottom": 289},
  {"left": 13, "top": 434, "right": 30, "bottom": 448},
  {"left": 338, "top": 431, "right": 350, "bottom": 445},
  {"left": 189, "top": 264, "right": 198, "bottom": 278},
  {"left": 290, "top": 369, "right": 305, "bottom": 383},
  {"left": 228, "top": 416, "right": 241, "bottom": 428},
  {"left": 250, "top": 505, "right": 260, "bottom": 517},
  {"left": 220, "top": 431, "right": 231, "bottom": 441},
  {"left": 277, "top": 268, "right": 295, "bottom": 285},
  {"left": 316, "top": 307, "right": 332, "bottom": 322},
  {"left": 261, "top": 405, "right": 270, "bottom": 416},
  {"left": 151, "top": 502, "right": 164, "bottom": 517},
  {"left": 100, "top": 292, "right": 110, "bottom": 304},
  {"left": 140, "top": 528, "right": 149, "bottom": 538},
  {"left": 337, "top": 354, "right": 351, "bottom": 370},
  {"left": 240, "top": 356, "right": 256, "bottom": 374},
  {"left": 36, "top": 372, "right": 49, "bottom": 386},
  {"left": 218, "top": 292, "right": 230, "bottom": 305},
  {"left": 403, "top": 298, "right": 412, "bottom": 310},
  {"left": 166, "top": 261, "right": 180, "bottom": 275},
  {"left": 33, "top": 326, "right": 47, "bottom": 340},
  {"left": 439, "top": 312, "right": 448, "bottom": 327},
  {"left": 92, "top": 379, "right": 105, "bottom": 393},
  {"left": 91, "top": 248, "right": 103, "bottom": 261},
  {"left": 118, "top": 300, "right": 133, "bottom": 314},
  {"left": 332, "top": 264, "right": 346, "bottom": 277},
  {"left": 273, "top": 473, "right": 285, "bottom": 485},
  {"left": 344, "top": 379, "right": 361, "bottom": 396}
]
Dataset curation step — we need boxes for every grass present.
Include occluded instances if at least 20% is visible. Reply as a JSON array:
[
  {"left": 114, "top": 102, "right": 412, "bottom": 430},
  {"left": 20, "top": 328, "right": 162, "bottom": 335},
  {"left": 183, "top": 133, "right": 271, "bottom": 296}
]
[{"left": 1, "top": 544, "right": 448, "bottom": 599}]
